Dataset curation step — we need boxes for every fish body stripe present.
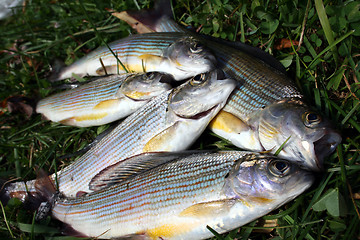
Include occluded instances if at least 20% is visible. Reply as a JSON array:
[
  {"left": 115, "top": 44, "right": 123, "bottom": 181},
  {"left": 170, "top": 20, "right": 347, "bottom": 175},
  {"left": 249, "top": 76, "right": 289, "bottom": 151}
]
[
  {"left": 57, "top": 91, "right": 170, "bottom": 196},
  {"left": 52, "top": 152, "right": 245, "bottom": 235},
  {"left": 209, "top": 44, "right": 301, "bottom": 120},
  {"left": 82, "top": 34, "right": 183, "bottom": 61},
  {"left": 37, "top": 75, "right": 126, "bottom": 112}
]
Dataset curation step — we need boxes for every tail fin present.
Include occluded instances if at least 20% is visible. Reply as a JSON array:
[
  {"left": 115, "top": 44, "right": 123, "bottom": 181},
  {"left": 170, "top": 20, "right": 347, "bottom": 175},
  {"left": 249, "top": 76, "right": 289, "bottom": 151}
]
[
  {"left": 32, "top": 170, "right": 58, "bottom": 221},
  {"left": 0, "top": 180, "right": 11, "bottom": 206}
]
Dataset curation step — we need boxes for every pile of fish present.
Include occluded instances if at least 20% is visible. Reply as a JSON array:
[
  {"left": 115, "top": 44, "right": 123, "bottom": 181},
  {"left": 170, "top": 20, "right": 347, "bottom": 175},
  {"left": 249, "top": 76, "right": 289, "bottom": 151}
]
[{"left": 1, "top": 1, "right": 342, "bottom": 239}]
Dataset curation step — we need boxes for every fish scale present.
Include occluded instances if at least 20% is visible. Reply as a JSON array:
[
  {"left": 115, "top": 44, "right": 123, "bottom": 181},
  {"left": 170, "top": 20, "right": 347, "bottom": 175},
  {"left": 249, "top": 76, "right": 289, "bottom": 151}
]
[
  {"left": 3, "top": 70, "right": 235, "bottom": 200},
  {"left": 52, "top": 152, "right": 238, "bottom": 237},
  {"left": 89, "top": 34, "right": 180, "bottom": 58},
  {"left": 36, "top": 72, "right": 175, "bottom": 127},
  {"left": 57, "top": 91, "right": 169, "bottom": 195},
  {"left": 59, "top": 31, "right": 302, "bottom": 118},
  {"left": 116, "top": 17, "right": 340, "bottom": 170},
  {"left": 37, "top": 75, "right": 126, "bottom": 112},
  {"left": 55, "top": 32, "right": 217, "bottom": 81},
  {"left": 8, "top": 92, "right": 170, "bottom": 198},
  {"left": 43, "top": 151, "right": 313, "bottom": 239},
  {"left": 123, "top": 19, "right": 302, "bottom": 118},
  {"left": 209, "top": 44, "right": 302, "bottom": 121}
]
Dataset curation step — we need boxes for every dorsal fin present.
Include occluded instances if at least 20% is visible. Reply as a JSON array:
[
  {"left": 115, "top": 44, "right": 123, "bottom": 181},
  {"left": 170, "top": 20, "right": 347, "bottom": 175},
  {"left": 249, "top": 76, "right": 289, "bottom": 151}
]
[
  {"left": 33, "top": 169, "right": 59, "bottom": 221},
  {"left": 89, "top": 151, "right": 204, "bottom": 191}
]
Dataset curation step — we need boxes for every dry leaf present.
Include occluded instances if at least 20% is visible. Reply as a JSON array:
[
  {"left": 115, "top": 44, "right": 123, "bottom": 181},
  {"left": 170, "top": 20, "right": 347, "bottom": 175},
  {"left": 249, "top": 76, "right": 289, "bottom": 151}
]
[
  {"left": 112, "top": 11, "right": 154, "bottom": 34},
  {"left": 275, "top": 39, "right": 300, "bottom": 50}
]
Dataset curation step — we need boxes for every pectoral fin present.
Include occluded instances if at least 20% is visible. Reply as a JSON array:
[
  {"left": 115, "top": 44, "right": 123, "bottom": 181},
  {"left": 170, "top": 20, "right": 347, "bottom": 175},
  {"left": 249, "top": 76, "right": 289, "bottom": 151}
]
[
  {"left": 143, "top": 122, "right": 180, "bottom": 152},
  {"left": 59, "top": 99, "right": 124, "bottom": 125},
  {"left": 89, "top": 151, "right": 194, "bottom": 191},
  {"left": 60, "top": 112, "right": 108, "bottom": 125},
  {"left": 93, "top": 99, "right": 122, "bottom": 110},
  {"left": 138, "top": 54, "right": 165, "bottom": 66},
  {"left": 123, "top": 90, "right": 151, "bottom": 100},
  {"left": 209, "top": 110, "right": 262, "bottom": 150},
  {"left": 209, "top": 110, "right": 249, "bottom": 134},
  {"left": 179, "top": 199, "right": 237, "bottom": 218}
]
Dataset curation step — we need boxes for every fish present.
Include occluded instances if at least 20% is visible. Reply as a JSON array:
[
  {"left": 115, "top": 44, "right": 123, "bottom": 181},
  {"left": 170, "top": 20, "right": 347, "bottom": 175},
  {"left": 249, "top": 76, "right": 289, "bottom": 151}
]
[
  {"left": 33, "top": 151, "right": 314, "bottom": 239},
  {"left": 51, "top": 34, "right": 216, "bottom": 81},
  {"left": 0, "top": 0, "right": 24, "bottom": 20},
  {"left": 113, "top": 0, "right": 287, "bottom": 74},
  {"left": 1, "top": 69, "right": 236, "bottom": 203},
  {"left": 112, "top": 3, "right": 342, "bottom": 171},
  {"left": 210, "top": 99, "right": 342, "bottom": 170},
  {"left": 37, "top": 72, "right": 173, "bottom": 127}
]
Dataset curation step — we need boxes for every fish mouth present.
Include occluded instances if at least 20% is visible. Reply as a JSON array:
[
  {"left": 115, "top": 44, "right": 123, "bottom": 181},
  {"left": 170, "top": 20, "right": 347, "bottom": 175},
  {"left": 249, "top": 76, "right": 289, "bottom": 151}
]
[
  {"left": 176, "top": 105, "right": 218, "bottom": 119},
  {"left": 313, "top": 130, "right": 342, "bottom": 170}
]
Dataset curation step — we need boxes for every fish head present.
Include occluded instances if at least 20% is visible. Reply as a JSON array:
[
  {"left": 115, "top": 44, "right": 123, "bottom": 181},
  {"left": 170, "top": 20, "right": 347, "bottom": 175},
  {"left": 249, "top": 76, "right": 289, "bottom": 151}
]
[
  {"left": 120, "top": 72, "right": 173, "bottom": 100},
  {"left": 223, "top": 153, "right": 314, "bottom": 204},
  {"left": 256, "top": 99, "right": 341, "bottom": 171},
  {"left": 169, "top": 69, "right": 236, "bottom": 120},
  {"left": 142, "top": 70, "right": 235, "bottom": 153},
  {"left": 164, "top": 36, "right": 217, "bottom": 77}
]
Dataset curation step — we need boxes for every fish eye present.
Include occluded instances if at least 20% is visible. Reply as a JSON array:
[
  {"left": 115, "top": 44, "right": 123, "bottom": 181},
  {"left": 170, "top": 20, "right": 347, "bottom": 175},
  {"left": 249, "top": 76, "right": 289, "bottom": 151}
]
[
  {"left": 190, "top": 73, "right": 206, "bottom": 85},
  {"left": 269, "top": 160, "right": 290, "bottom": 177},
  {"left": 189, "top": 43, "right": 203, "bottom": 54},
  {"left": 303, "top": 112, "right": 322, "bottom": 127}
]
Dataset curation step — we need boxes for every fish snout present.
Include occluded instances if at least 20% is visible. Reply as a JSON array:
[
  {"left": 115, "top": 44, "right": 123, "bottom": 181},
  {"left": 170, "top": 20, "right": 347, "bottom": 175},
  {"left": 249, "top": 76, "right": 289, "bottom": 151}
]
[{"left": 313, "top": 129, "right": 342, "bottom": 170}]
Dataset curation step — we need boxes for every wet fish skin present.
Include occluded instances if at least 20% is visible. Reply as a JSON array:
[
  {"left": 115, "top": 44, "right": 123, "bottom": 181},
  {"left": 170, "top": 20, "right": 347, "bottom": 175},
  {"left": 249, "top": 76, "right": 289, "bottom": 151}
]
[
  {"left": 52, "top": 34, "right": 216, "bottom": 81},
  {"left": 117, "top": 0, "right": 287, "bottom": 74},
  {"left": 117, "top": 9, "right": 342, "bottom": 171},
  {"left": 37, "top": 72, "right": 173, "bottom": 127},
  {"left": 249, "top": 99, "right": 341, "bottom": 170},
  {"left": 120, "top": 72, "right": 174, "bottom": 100},
  {"left": 35, "top": 151, "right": 314, "bottom": 239},
  {"left": 211, "top": 99, "right": 342, "bottom": 171},
  {"left": 2, "top": 69, "right": 236, "bottom": 201}
]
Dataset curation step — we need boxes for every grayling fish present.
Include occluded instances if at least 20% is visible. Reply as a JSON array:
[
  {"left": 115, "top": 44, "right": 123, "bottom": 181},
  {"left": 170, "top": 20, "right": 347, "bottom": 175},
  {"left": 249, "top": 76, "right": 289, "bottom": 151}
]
[
  {"left": 34, "top": 151, "right": 314, "bottom": 239},
  {"left": 51, "top": 34, "right": 216, "bottom": 81},
  {"left": 113, "top": 4, "right": 341, "bottom": 171},
  {"left": 37, "top": 72, "right": 173, "bottom": 127},
  {"left": 1, "top": 69, "right": 236, "bottom": 202}
]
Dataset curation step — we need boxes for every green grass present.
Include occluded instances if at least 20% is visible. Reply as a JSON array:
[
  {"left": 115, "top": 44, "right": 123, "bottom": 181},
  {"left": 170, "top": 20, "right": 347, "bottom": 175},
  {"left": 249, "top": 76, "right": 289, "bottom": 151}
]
[{"left": 0, "top": 0, "right": 359, "bottom": 239}]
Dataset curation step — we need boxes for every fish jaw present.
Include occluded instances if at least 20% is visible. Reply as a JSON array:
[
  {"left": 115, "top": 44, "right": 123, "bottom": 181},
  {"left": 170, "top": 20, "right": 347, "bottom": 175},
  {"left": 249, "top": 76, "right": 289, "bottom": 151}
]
[
  {"left": 169, "top": 71, "right": 236, "bottom": 118},
  {"left": 144, "top": 76, "right": 236, "bottom": 152},
  {"left": 164, "top": 36, "right": 217, "bottom": 80},
  {"left": 252, "top": 99, "right": 342, "bottom": 171},
  {"left": 120, "top": 72, "right": 173, "bottom": 101},
  {"left": 313, "top": 130, "right": 342, "bottom": 168},
  {"left": 293, "top": 129, "right": 342, "bottom": 171}
]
